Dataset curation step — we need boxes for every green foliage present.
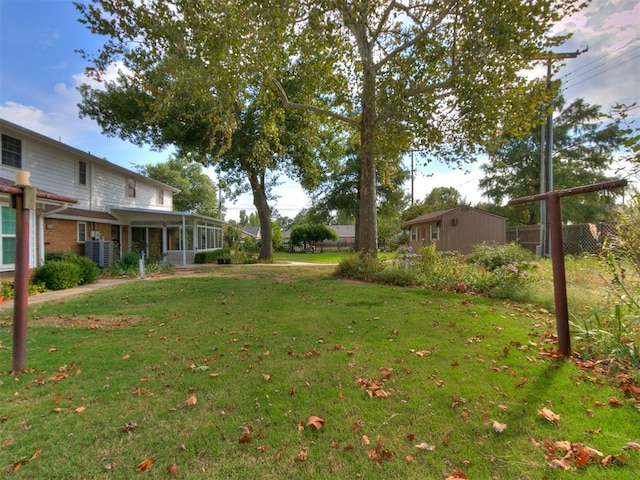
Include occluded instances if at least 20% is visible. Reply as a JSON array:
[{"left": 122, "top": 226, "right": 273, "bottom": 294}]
[
  {"left": 480, "top": 97, "right": 626, "bottom": 225},
  {"left": 572, "top": 192, "right": 640, "bottom": 373},
  {"left": 467, "top": 242, "right": 535, "bottom": 271},
  {"left": 194, "top": 249, "right": 231, "bottom": 264},
  {"left": 121, "top": 250, "right": 141, "bottom": 268},
  {"left": 402, "top": 187, "right": 467, "bottom": 222},
  {"left": 334, "top": 253, "right": 385, "bottom": 282},
  {"left": 61, "top": 252, "right": 100, "bottom": 285},
  {"left": 336, "top": 243, "right": 540, "bottom": 301},
  {"left": 33, "top": 261, "right": 82, "bottom": 291},
  {"left": 290, "top": 223, "right": 338, "bottom": 249},
  {"left": 135, "top": 155, "right": 221, "bottom": 217}
]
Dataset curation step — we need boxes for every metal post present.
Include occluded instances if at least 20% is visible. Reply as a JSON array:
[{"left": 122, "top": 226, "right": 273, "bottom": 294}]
[
  {"left": 13, "top": 190, "right": 31, "bottom": 371},
  {"left": 547, "top": 193, "right": 570, "bottom": 356}
]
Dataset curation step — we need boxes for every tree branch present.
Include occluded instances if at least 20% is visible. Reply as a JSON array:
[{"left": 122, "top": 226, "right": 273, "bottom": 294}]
[{"left": 269, "top": 77, "right": 360, "bottom": 129}]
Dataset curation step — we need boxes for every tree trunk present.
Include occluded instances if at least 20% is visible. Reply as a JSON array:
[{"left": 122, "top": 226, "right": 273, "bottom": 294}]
[
  {"left": 357, "top": 48, "right": 378, "bottom": 257},
  {"left": 248, "top": 171, "right": 273, "bottom": 260}
]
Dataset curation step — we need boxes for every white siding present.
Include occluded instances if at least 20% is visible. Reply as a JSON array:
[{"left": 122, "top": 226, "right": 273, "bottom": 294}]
[{"left": 0, "top": 121, "right": 174, "bottom": 212}]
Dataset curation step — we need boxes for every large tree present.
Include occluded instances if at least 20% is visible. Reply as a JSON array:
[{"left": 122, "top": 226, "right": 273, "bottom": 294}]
[
  {"left": 135, "top": 156, "right": 221, "bottom": 217},
  {"left": 402, "top": 187, "right": 467, "bottom": 222},
  {"left": 76, "top": 0, "right": 583, "bottom": 256},
  {"left": 479, "top": 97, "right": 627, "bottom": 225}
]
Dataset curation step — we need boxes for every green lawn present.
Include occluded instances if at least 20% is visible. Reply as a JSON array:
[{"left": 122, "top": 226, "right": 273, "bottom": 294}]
[{"left": 0, "top": 265, "right": 638, "bottom": 479}]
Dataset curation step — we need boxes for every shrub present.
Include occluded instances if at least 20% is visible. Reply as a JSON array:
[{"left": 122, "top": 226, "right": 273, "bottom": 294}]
[
  {"left": 34, "top": 261, "right": 81, "bottom": 291},
  {"left": 467, "top": 242, "right": 535, "bottom": 271},
  {"left": 194, "top": 249, "right": 231, "bottom": 264},
  {"left": 335, "top": 254, "right": 384, "bottom": 282},
  {"left": 121, "top": 251, "right": 141, "bottom": 267},
  {"left": 60, "top": 252, "right": 99, "bottom": 285}
]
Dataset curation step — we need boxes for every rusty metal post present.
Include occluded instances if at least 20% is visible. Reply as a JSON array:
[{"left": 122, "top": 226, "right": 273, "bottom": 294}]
[
  {"left": 546, "top": 193, "right": 570, "bottom": 357},
  {"left": 13, "top": 190, "right": 30, "bottom": 371}
]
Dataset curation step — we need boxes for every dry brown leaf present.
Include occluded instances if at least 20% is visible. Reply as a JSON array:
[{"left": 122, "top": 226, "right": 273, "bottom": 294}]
[
  {"left": 184, "top": 395, "right": 197, "bottom": 407},
  {"left": 166, "top": 464, "right": 178, "bottom": 475},
  {"left": 445, "top": 471, "right": 468, "bottom": 480},
  {"left": 362, "top": 434, "right": 371, "bottom": 445},
  {"left": 624, "top": 442, "right": 640, "bottom": 450},
  {"left": 74, "top": 406, "right": 86, "bottom": 414},
  {"left": 607, "top": 396, "right": 624, "bottom": 407},
  {"left": 492, "top": 420, "right": 507, "bottom": 433},
  {"left": 538, "top": 407, "right": 560, "bottom": 423},
  {"left": 306, "top": 415, "right": 325, "bottom": 430},
  {"left": 239, "top": 434, "right": 252, "bottom": 444},
  {"left": 209, "top": 373, "right": 219, "bottom": 377},
  {"left": 415, "top": 350, "right": 432, "bottom": 357},
  {"left": 135, "top": 457, "right": 154, "bottom": 471},
  {"left": 415, "top": 442, "right": 436, "bottom": 451},
  {"left": 298, "top": 449, "right": 308, "bottom": 461},
  {"left": 263, "top": 374, "right": 271, "bottom": 381}
]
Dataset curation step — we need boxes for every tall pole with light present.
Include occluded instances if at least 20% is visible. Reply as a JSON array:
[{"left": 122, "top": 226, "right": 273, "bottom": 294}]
[{"left": 13, "top": 170, "right": 35, "bottom": 371}]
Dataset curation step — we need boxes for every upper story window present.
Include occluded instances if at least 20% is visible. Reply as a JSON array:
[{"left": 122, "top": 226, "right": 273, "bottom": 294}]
[
  {"left": 1, "top": 134, "right": 22, "bottom": 168},
  {"left": 127, "top": 178, "right": 136, "bottom": 198},
  {"left": 78, "top": 160, "right": 87, "bottom": 186},
  {"left": 157, "top": 188, "right": 164, "bottom": 205}
]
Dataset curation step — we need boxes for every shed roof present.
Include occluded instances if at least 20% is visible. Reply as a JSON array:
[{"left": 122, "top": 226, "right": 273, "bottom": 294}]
[{"left": 405, "top": 205, "right": 505, "bottom": 226}]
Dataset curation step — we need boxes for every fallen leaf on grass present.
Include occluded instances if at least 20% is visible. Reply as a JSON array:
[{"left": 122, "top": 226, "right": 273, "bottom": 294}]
[
  {"left": 184, "top": 395, "right": 197, "bottom": 407},
  {"left": 74, "top": 406, "right": 86, "bottom": 414},
  {"left": 306, "top": 415, "right": 325, "bottom": 430},
  {"left": 166, "top": 464, "right": 178, "bottom": 475},
  {"left": 607, "top": 396, "right": 624, "bottom": 407},
  {"left": 492, "top": 420, "right": 507, "bottom": 433},
  {"left": 298, "top": 449, "right": 308, "bottom": 461},
  {"left": 415, "top": 442, "right": 436, "bottom": 451},
  {"left": 602, "top": 453, "right": 629, "bottom": 465},
  {"left": 538, "top": 407, "right": 560, "bottom": 424},
  {"left": 135, "top": 457, "right": 154, "bottom": 471},
  {"left": 445, "top": 471, "right": 467, "bottom": 480},
  {"left": 366, "top": 443, "right": 393, "bottom": 463},
  {"left": 624, "top": 442, "right": 640, "bottom": 450}
]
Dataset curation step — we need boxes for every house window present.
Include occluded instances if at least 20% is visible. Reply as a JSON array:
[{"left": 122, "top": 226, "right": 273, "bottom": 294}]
[
  {"left": 77, "top": 222, "right": 87, "bottom": 243},
  {"left": 1, "top": 206, "right": 16, "bottom": 266},
  {"left": 127, "top": 178, "right": 136, "bottom": 198},
  {"left": 78, "top": 160, "right": 87, "bottom": 186},
  {"left": 1, "top": 134, "right": 22, "bottom": 168},
  {"left": 157, "top": 188, "right": 164, "bottom": 205},
  {"left": 430, "top": 223, "right": 439, "bottom": 241},
  {"left": 411, "top": 227, "right": 418, "bottom": 242}
]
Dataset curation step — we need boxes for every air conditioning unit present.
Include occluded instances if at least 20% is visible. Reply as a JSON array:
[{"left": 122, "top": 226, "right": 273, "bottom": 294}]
[{"left": 84, "top": 241, "right": 114, "bottom": 268}]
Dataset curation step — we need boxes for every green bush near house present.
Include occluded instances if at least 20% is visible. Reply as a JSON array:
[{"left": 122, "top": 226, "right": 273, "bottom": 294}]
[
  {"left": 33, "top": 261, "right": 82, "bottom": 291},
  {"left": 63, "top": 252, "right": 99, "bottom": 285},
  {"left": 194, "top": 249, "right": 231, "bottom": 264}
]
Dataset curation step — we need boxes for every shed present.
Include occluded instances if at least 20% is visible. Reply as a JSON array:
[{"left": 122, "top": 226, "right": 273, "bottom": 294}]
[{"left": 405, "top": 206, "right": 506, "bottom": 254}]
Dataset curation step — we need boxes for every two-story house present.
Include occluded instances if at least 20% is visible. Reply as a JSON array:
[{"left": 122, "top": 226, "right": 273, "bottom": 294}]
[{"left": 0, "top": 118, "right": 224, "bottom": 278}]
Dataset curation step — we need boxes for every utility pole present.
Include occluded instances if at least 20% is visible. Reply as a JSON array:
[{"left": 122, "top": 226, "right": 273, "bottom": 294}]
[{"left": 539, "top": 49, "right": 585, "bottom": 257}]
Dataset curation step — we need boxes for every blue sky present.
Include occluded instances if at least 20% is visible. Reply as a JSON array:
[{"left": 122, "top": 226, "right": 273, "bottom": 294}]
[{"left": 1, "top": 0, "right": 639, "bottom": 219}]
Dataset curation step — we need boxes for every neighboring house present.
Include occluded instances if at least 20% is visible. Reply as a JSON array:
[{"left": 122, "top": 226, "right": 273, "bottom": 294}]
[
  {"left": 0, "top": 118, "right": 224, "bottom": 278},
  {"left": 241, "top": 226, "right": 260, "bottom": 241},
  {"left": 405, "top": 206, "right": 505, "bottom": 254},
  {"left": 320, "top": 225, "right": 355, "bottom": 251}
]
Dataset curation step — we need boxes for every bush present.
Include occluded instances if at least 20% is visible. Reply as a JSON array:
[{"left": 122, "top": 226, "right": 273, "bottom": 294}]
[
  {"left": 121, "top": 251, "right": 141, "bottom": 267},
  {"left": 60, "top": 252, "right": 99, "bottom": 285},
  {"left": 467, "top": 242, "right": 535, "bottom": 271},
  {"left": 34, "top": 261, "right": 81, "bottom": 291},
  {"left": 335, "top": 254, "right": 384, "bottom": 282},
  {"left": 194, "top": 249, "right": 231, "bottom": 264}
]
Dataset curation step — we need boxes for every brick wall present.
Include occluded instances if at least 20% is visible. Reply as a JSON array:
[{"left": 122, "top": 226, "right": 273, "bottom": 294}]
[{"left": 43, "top": 220, "right": 119, "bottom": 257}]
